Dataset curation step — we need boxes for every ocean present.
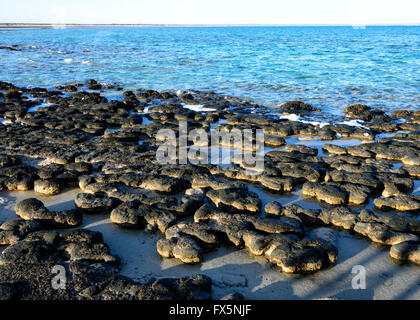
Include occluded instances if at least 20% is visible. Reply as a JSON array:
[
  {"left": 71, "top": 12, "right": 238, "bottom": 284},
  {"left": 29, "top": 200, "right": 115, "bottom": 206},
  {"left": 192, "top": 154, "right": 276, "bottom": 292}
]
[{"left": 0, "top": 26, "right": 419, "bottom": 116}]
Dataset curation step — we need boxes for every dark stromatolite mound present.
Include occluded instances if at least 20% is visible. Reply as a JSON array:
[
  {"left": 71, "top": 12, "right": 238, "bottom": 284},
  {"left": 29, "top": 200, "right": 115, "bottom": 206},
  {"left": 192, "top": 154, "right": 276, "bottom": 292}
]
[
  {"left": 285, "top": 144, "right": 318, "bottom": 156},
  {"left": 206, "top": 188, "right": 262, "bottom": 213},
  {"left": 302, "top": 182, "right": 347, "bottom": 205},
  {"left": 0, "top": 219, "right": 43, "bottom": 245},
  {"left": 75, "top": 192, "right": 121, "bottom": 214},
  {"left": 76, "top": 271, "right": 213, "bottom": 300},
  {"left": 157, "top": 203, "right": 335, "bottom": 273},
  {"left": 344, "top": 104, "right": 385, "bottom": 121},
  {"left": 109, "top": 193, "right": 203, "bottom": 232},
  {"left": 0, "top": 80, "right": 419, "bottom": 299},
  {"left": 374, "top": 194, "right": 420, "bottom": 212},
  {"left": 390, "top": 241, "right": 420, "bottom": 265},
  {"left": 34, "top": 178, "right": 62, "bottom": 195},
  {"left": 278, "top": 101, "right": 320, "bottom": 113},
  {"left": 302, "top": 181, "right": 373, "bottom": 205},
  {"left": 0, "top": 221, "right": 212, "bottom": 300},
  {"left": 15, "top": 198, "right": 82, "bottom": 228}
]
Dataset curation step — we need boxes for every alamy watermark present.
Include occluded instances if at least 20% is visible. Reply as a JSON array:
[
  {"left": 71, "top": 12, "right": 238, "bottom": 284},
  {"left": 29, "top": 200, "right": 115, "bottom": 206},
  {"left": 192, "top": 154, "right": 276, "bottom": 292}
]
[
  {"left": 351, "top": 265, "right": 366, "bottom": 290},
  {"left": 51, "top": 264, "right": 66, "bottom": 290},
  {"left": 155, "top": 121, "right": 265, "bottom": 175}
]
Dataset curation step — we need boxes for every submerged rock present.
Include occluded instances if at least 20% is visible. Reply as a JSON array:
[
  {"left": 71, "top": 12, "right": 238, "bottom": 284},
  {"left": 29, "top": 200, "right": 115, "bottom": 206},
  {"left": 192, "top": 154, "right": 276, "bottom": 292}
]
[
  {"left": 278, "top": 101, "right": 319, "bottom": 113},
  {"left": 158, "top": 203, "right": 335, "bottom": 273},
  {"left": 285, "top": 144, "right": 318, "bottom": 156},
  {"left": 264, "top": 201, "right": 283, "bottom": 217}
]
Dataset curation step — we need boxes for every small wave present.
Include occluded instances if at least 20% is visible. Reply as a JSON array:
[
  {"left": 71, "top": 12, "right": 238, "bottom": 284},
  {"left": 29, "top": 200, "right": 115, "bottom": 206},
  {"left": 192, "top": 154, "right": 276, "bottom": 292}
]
[
  {"left": 183, "top": 104, "right": 216, "bottom": 112},
  {"left": 64, "top": 58, "right": 73, "bottom": 63},
  {"left": 339, "top": 119, "right": 368, "bottom": 128},
  {"left": 278, "top": 115, "right": 370, "bottom": 129},
  {"left": 81, "top": 60, "right": 92, "bottom": 65},
  {"left": 278, "top": 114, "right": 329, "bottom": 127},
  {"left": 176, "top": 89, "right": 195, "bottom": 97},
  {"left": 142, "top": 106, "right": 151, "bottom": 114},
  {"left": 279, "top": 114, "right": 300, "bottom": 121}
]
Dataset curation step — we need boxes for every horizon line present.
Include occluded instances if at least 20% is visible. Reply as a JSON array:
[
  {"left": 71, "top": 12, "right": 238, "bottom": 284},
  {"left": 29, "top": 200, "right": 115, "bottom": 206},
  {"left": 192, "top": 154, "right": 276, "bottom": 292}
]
[{"left": 0, "top": 22, "right": 419, "bottom": 28}]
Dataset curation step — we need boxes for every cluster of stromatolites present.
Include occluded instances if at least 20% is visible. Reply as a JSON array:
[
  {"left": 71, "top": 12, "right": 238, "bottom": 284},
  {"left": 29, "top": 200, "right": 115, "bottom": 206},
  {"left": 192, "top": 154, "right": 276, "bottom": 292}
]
[{"left": 0, "top": 80, "right": 419, "bottom": 299}]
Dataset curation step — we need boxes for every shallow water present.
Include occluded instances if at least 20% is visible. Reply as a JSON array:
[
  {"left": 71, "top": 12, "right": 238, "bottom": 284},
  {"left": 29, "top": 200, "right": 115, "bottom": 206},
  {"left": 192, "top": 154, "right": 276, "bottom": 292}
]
[{"left": 1, "top": 26, "right": 419, "bottom": 116}]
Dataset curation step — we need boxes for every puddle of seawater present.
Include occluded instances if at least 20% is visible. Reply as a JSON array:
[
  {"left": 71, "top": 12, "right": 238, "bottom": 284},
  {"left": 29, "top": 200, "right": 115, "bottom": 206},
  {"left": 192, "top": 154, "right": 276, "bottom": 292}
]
[
  {"left": 0, "top": 118, "right": 11, "bottom": 125},
  {"left": 27, "top": 102, "right": 51, "bottom": 112},
  {"left": 142, "top": 117, "right": 154, "bottom": 125}
]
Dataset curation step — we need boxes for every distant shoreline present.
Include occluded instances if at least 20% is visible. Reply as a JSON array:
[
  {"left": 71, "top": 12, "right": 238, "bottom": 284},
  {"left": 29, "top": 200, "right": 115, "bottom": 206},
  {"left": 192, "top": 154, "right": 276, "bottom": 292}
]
[{"left": 0, "top": 23, "right": 419, "bottom": 29}]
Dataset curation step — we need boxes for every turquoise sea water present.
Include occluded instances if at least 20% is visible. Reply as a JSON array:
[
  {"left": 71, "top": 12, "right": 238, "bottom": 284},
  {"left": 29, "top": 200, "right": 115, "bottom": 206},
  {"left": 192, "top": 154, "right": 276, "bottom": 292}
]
[{"left": 0, "top": 26, "right": 419, "bottom": 116}]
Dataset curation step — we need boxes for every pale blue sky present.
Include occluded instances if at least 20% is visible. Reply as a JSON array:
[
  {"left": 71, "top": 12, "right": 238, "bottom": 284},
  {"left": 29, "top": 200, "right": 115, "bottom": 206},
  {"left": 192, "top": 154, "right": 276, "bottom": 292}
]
[{"left": 1, "top": 0, "right": 419, "bottom": 25}]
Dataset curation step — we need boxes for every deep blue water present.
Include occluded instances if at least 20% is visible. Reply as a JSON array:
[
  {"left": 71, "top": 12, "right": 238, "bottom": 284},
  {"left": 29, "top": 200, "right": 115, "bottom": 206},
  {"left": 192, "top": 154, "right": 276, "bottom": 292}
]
[{"left": 0, "top": 26, "right": 419, "bottom": 116}]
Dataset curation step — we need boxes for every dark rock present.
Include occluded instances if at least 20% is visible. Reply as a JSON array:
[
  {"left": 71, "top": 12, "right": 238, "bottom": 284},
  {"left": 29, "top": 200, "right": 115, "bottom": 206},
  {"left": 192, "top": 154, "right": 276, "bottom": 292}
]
[
  {"left": 34, "top": 179, "right": 62, "bottom": 195},
  {"left": 110, "top": 200, "right": 176, "bottom": 232},
  {"left": 75, "top": 192, "right": 121, "bottom": 214},
  {"left": 206, "top": 188, "right": 261, "bottom": 213},
  {"left": 279, "top": 101, "right": 319, "bottom": 113},
  {"left": 15, "top": 198, "right": 82, "bottom": 227}
]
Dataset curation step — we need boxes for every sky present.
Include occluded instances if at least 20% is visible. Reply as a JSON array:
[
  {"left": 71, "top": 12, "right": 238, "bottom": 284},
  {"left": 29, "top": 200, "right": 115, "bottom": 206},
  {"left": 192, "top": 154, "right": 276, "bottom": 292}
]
[{"left": 0, "top": 0, "right": 419, "bottom": 25}]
